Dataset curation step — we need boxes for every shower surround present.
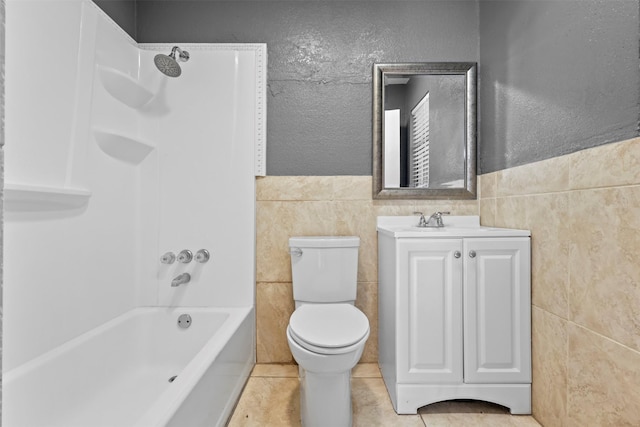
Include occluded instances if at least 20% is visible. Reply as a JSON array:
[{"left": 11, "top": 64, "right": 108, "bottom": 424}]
[{"left": 3, "top": 1, "right": 265, "bottom": 425}]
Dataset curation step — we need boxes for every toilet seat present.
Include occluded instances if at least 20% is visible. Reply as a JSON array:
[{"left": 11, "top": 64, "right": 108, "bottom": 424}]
[{"left": 288, "top": 304, "right": 370, "bottom": 355}]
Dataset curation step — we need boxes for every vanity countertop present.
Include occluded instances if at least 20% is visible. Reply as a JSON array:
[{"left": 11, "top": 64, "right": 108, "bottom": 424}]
[{"left": 377, "top": 215, "right": 531, "bottom": 238}]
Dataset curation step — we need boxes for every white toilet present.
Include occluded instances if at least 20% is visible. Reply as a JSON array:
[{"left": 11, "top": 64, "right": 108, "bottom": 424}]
[{"left": 286, "top": 236, "right": 370, "bottom": 427}]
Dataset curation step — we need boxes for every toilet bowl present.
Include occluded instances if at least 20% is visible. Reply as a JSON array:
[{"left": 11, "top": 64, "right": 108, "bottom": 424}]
[
  {"left": 287, "top": 303, "right": 369, "bottom": 427},
  {"left": 287, "top": 236, "right": 369, "bottom": 427}
]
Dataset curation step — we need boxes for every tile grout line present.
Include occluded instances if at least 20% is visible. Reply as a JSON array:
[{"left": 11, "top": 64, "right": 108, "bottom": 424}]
[
  {"left": 532, "top": 305, "right": 640, "bottom": 355},
  {"left": 494, "top": 181, "right": 640, "bottom": 200}
]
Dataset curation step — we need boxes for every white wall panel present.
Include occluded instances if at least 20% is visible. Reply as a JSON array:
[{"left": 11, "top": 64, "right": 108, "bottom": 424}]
[
  {"left": 4, "top": 1, "right": 261, "bottom": 371},
  {"left": 138, "top": 45, "right": 261, "bottom": 308},
  {"left": 4, "top": 1, "right": 139, "bottom": 370},
  {"left": 5, "top": 0, "right": 83, "bottom": 187}
]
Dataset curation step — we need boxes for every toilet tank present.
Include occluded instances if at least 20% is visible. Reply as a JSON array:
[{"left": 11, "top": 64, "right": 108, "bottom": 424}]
[{"left": 289, "top": 236, "right": 360, "bottom": 304}]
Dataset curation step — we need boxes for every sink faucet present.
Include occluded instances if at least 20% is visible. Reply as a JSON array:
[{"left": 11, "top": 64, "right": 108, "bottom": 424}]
[
  {"left": 171, "top": 272, "right": 191, "bottom": 287},
  {"left": 414, "top": 212, "right": 429, "bottom": 227},
  {"left": 414, "top": 211, "right": 450, "bottom": 228}
]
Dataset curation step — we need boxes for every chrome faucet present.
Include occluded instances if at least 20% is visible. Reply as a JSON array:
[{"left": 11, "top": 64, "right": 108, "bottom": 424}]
[
  {"left": 414, "top": 211, "right": 450, "bottom": 228},
  {"left": 171, "top": 273, "right": 191, "bottom": 287},
  {"left": 414, "top": 212, "right": 429, "bottom": 227},
  {"left": 426, "top": 211, "right": 450, "bottom": 227}
]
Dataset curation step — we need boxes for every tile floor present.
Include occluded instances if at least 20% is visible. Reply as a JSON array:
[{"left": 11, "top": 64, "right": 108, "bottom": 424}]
[{"left": 227, "top": 364, "right": 541, "bottom": 426}]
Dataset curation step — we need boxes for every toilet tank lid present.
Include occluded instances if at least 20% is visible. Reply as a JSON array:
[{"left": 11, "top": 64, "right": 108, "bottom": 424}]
[{"left": 289, "top": 236, "right": 360, "bottom": 248}]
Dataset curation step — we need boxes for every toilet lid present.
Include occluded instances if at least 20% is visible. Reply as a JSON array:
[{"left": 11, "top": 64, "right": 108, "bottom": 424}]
[{"left": 289, "top": 304, "right": 369, "bottom": 349}]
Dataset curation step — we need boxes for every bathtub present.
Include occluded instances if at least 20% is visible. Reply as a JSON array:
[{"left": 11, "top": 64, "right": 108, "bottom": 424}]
[{"left": 3, "top": 307, "right": 255, "bottom": 427}]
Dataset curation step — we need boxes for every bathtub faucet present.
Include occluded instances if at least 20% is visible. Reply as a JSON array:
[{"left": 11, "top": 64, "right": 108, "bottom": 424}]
[{"left": 171, "top": 273, "right": 191, "bottom": 287}]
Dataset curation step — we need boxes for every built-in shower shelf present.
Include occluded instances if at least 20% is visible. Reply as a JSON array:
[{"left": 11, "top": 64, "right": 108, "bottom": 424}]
[
  {"left": 5, "top": 183, "right": 91, "bottom": 211},
  {"left": 97, "top": 65, "right": 155, "bottom": 109},
  {"left": 94, "top": 129, "right": 155, "bottom": 165}
]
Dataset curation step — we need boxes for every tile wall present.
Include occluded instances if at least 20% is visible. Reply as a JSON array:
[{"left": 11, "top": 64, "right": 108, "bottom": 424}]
[
  {"left": 255, "top": 176, "right": 479, "bottom": 363},
  {"left": 480, "top": 136, "right": 640, "bottom": 426},
  {"left": 255, "top": 136, "right": 640, "bottom": 425}
]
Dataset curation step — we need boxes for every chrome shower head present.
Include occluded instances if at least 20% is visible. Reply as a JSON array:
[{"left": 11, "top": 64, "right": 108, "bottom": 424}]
[{"left": 154, "top": 46, "right": 190, "bottom": 78}]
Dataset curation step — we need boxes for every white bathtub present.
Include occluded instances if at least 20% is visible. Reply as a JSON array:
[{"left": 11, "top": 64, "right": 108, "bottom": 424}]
[{"left": 3, "top": 307, "right": 255, "bottom": 427}]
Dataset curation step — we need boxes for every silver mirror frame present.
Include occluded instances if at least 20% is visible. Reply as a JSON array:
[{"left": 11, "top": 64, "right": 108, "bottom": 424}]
[{"left": 373, "top": 62, "right": 477, "bottom": 199}]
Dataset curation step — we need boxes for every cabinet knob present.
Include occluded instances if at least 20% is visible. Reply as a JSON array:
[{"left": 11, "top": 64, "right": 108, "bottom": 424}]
[
  {"left": 469, "top": 250, "right": 476, "bottom": 258},
  {"left": 454, "top": 251, "right": 461, "bottom": 259}
]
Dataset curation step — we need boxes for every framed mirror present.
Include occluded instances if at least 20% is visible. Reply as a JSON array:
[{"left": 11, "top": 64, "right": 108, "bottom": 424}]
[{"left": 373, "top": 62, "right": 477, "bottom": 199}]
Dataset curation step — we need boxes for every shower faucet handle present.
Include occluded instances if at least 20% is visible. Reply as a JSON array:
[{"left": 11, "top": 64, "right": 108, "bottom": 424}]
[
  {"left": 160, "top": 252, "right": 176, "bottom": 264},
  {"left": 195, "top": 249, "right": 210, "bottom": 263},
  {"left": 177, "top": 249, "right": 193, "bottom": 263}
]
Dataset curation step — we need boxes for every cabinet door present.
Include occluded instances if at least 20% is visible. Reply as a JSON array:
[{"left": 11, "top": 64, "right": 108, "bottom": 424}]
[
  {"left": 397, "top": 239, "right": 463, "bottom": 384},
  {"left": 463, "top": 238, "right": 531, "bottom": 384}
]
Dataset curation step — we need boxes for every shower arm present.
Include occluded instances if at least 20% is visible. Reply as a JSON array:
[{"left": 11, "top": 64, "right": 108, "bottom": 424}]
[{"left": 170, "top": 46, "right": 190, "bottom": 62}]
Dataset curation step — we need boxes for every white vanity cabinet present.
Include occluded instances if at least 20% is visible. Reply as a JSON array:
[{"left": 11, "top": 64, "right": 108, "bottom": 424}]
[{"left": 377, "top": 216, "right": 531, "bottom": 415}]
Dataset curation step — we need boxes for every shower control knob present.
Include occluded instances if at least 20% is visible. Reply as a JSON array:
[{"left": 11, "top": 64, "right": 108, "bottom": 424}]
[
  {"left": 177, "top": 249, "right": 193, "bottom": 263},
  {"left": 160, "top": 252, "right": 176, "bottom": 264},
  {"left": 195, "top": 249, "right": 210, "bottom": 263}
]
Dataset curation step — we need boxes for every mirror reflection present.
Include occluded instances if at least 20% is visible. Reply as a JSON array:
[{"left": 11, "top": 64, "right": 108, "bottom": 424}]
[
  {"left": 373, "top": 63, "right": 477, "bottom": 200},
  {"left": 384, "top": 74, "right": 465, "bottom": 189}
]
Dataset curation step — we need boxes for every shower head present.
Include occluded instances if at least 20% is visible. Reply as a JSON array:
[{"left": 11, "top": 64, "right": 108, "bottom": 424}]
[{"left": 154, "top": 46, "right": 190, "bottom": 78}]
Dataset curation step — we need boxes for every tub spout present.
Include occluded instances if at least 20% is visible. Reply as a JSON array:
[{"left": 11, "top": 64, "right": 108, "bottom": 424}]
[{"left": 171, "top": 273, "right": 191, "bottom": 287}]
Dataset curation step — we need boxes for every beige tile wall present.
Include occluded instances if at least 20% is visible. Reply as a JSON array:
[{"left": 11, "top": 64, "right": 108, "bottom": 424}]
[
  {"left": 255, "top": 176, "right": 479, "bottom": 363},
  {"left": 255, "top": 136, "right": 640, "bottom": 425},
  {"left": 479, "top": 137, "right": 640, "bottom": 426}
]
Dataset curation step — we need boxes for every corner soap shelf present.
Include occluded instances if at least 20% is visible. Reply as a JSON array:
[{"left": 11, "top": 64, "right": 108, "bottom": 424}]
[
  {"left": 97, "top": 65, "right": 155, "bottom": 109},
  {"left": 5, "top": 183, "right": 91, "bottom": 211},
  {"left": 93, "top": 129, "right": 155, "bottom": 165}
]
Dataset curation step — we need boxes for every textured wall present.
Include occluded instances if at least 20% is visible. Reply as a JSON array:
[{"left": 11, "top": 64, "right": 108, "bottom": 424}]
[
  {"left": 95, "top": 1, "right": 640, "bottom": 175},
  {"left": 479, "top": 136, "right": 640, "bottom": 426},
  {"left": 479, "top": 0, "right": 640, "bottom": 173},
  {"left": 136, "top": 1, "right": 479, "bottom": 175},
  {"left": 92, "top": 0, "right": 136, "bottom": 39}
]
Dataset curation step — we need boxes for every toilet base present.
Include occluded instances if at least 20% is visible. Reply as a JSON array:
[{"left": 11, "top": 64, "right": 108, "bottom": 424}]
[{"left": 299, "top": 368, "right": 352, "bottom": 427}]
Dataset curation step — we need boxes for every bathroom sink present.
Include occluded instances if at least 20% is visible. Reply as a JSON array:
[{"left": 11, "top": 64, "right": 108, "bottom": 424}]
[
  {"left": 377, "top": 216, "right": 530, "bottom": 238},
  {"left": 399, "top": 226, "right": 496, "bottom": 232},
  {"left": 394, "top": 226, "right": 460, "bottom": 233}
]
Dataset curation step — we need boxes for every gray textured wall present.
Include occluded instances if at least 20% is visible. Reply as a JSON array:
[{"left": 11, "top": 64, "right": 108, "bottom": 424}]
[
  {"left": 136, "top": 1, "right": 479, "bottom": 175},
  {"left": 93, "top": 0, "right": 136, "bottom": 39},
  {"left": 97, "top": 0, "right": 640, "bottom": 175},
  {"left": 479, "top": 0, "right": 640, "bottom": 173}
]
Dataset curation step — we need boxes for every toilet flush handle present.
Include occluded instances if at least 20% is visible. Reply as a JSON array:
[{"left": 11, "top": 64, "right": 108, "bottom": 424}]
[{"left": 289, "top": 247, "right": 303, "bottom": 257}]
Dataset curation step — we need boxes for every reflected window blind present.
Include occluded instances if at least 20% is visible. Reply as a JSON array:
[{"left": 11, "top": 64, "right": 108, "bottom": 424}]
[{"left": 411, "top": 92, "right": 430, "bottom": 188}]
